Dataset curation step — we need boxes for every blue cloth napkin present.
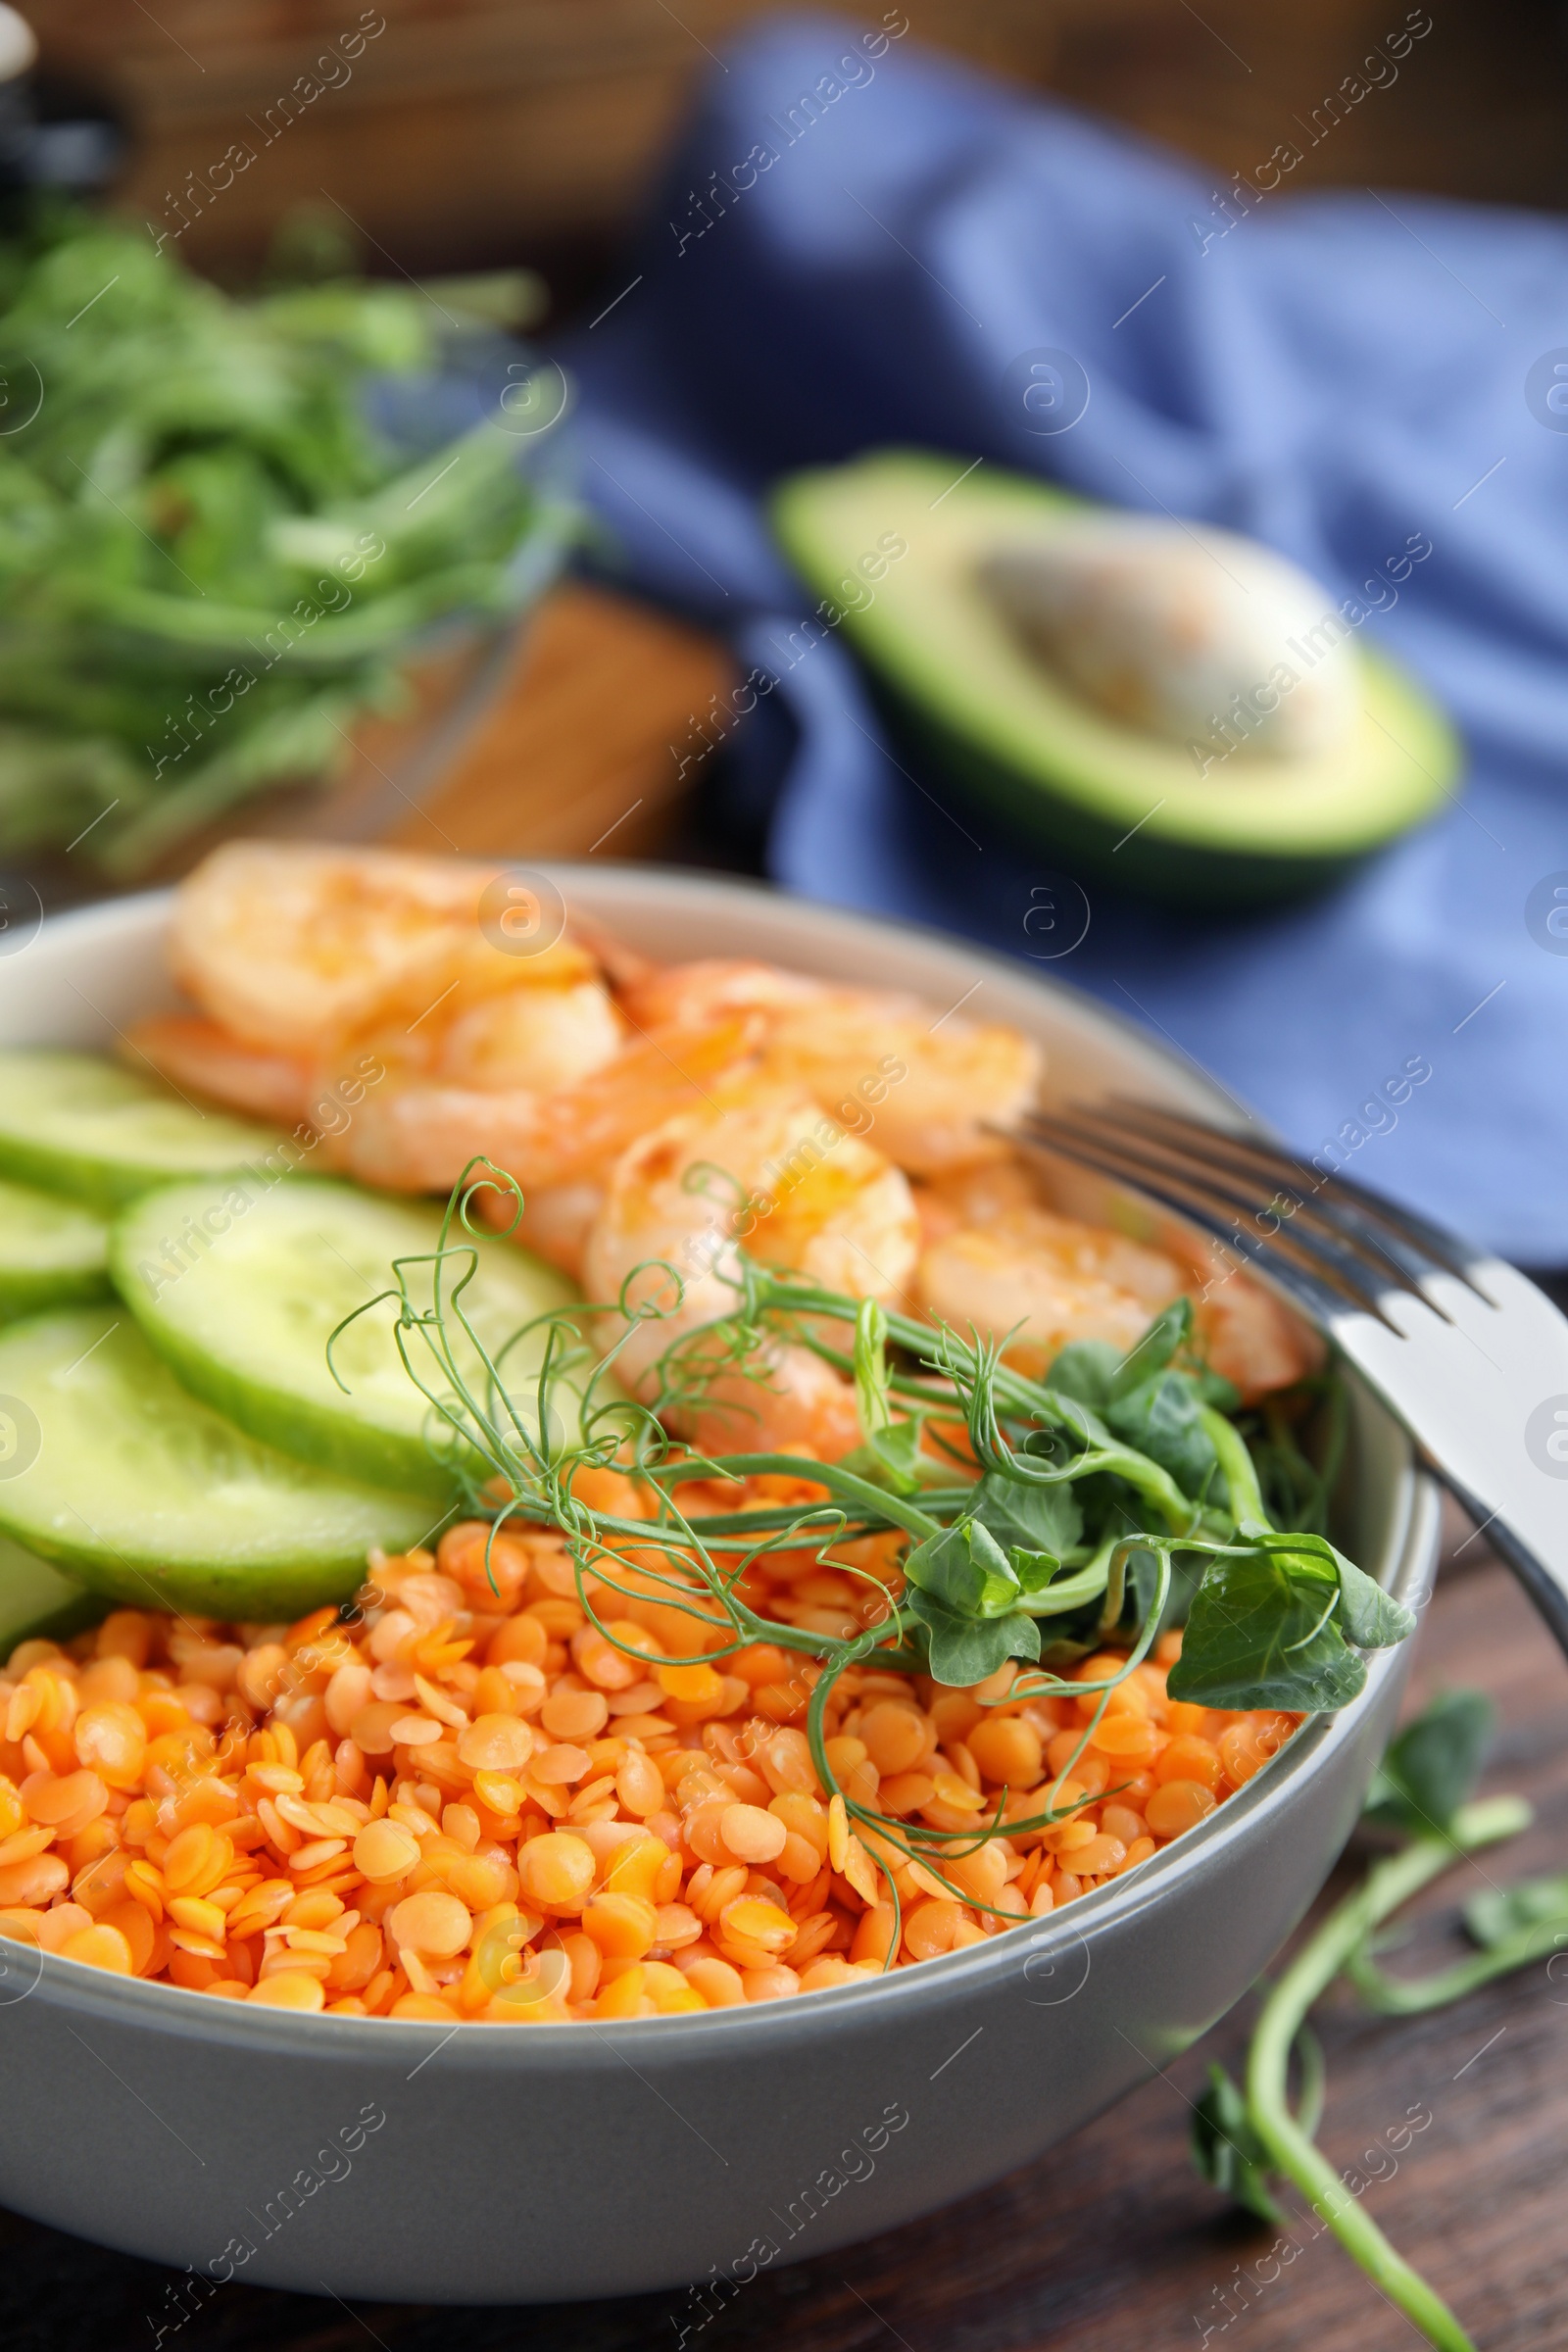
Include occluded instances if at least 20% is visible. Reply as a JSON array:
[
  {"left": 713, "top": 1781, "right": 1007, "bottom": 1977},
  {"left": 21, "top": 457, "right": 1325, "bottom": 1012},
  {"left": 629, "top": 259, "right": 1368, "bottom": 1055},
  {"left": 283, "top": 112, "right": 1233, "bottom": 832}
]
[{"left": 564, "top": 11, "right": 1568, "bottom": 1260}]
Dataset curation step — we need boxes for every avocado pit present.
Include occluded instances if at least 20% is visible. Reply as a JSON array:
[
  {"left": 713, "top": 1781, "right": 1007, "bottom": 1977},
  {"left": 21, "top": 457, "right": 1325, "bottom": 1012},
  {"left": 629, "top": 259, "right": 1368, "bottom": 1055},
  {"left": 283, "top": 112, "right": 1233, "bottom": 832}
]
[{"left": 978, "top": 523, "right": 1358, "bottom": 768}]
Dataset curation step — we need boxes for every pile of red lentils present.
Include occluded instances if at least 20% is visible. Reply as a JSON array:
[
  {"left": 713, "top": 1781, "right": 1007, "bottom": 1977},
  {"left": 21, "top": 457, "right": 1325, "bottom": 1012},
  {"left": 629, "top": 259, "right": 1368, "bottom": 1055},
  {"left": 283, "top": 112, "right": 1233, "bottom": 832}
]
[{"left": 0, "top": 1468, "right": 1298, "bottom": 2021}]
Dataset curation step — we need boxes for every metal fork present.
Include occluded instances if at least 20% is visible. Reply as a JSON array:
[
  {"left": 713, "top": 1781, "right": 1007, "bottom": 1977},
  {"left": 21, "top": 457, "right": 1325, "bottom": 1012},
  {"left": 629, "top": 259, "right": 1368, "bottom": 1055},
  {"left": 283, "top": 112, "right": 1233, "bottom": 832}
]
[{"left": 1013, "top": 1098, "right": 1568, "bottom": 1652}]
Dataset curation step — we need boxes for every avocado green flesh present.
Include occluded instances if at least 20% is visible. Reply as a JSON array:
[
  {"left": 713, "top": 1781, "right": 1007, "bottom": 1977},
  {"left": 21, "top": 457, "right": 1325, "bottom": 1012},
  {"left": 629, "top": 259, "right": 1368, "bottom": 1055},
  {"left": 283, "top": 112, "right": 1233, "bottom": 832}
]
[{"left": 770, "top": 451, "right": 1459, "bottom": 906}]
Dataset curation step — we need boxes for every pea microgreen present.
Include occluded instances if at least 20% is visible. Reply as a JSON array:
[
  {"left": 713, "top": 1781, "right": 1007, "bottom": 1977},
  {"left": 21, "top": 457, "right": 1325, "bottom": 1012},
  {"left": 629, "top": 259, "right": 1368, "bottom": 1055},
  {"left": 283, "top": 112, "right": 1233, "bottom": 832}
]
[
  {"left": 1193, "top": 1689, "right": 1568, "bottom": 2351},
  {"left": 327, "top": 1160, "right": 1422, "bottom": 1967}
]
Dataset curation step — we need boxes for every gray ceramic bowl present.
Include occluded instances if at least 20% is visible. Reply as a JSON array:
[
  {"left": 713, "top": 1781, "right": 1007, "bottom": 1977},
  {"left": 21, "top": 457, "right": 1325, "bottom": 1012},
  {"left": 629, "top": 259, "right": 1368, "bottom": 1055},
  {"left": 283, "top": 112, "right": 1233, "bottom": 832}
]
[{"left": 0, "top": 867, "right": 1439, "bottom": 2304}]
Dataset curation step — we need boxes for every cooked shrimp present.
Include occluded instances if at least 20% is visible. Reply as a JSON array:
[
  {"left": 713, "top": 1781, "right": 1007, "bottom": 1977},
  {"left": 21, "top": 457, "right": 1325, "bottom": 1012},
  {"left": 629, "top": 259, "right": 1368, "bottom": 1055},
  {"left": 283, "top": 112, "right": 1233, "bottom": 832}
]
[
  {"left": 912, "top": 1154, "right": 1047, "bottom": 1244},
  {"left": 918, "top": 1204, "right": 1184, "bottom": 1379},
  {"left": 584, "top": 1089, "right": 919, "bottom": 1457},
  {"left": 503, "top": 1180, "right": 606, "bottom": 1279},
  {"left": 761, "top": 994, "right": 1039, "bottom": 1175},
  {"left": 133, "top": 936, "right": 763, "bottom": 1235},
  {"left": 293, "top": 1013, "right": 760, "bottom": 1207},
  {"left": 122, "top": 1016, "right": 522, "bottom": 1195},
  {"left": 308, "top": 1081, "right": 546, "bottom": 1195},
  {"left": 502, "top": 1018, "right": 763, "bottom": 1193},
  {"left": 137, "top": 842, "right": 662, "bottom": 1197},
  {"left": 616, "top": 957, "right": 823, "bottom": 1030},
  {"left": 618, "top": 957, "right": 1042, "bottom": 1175},
  {"left": 467, "top": 1015, "right": 768, "bottom": 1273},
  {"left": 127, "top": 1015, "right": 316, "bottom": 1128},
  {"left": 124, "top": 1015, "right": 559, "bottom": 1196},
  {"left": 127, "top": 992, "right": 626, "bottom": 1164},
  {"left": 172, "top": 842, "right": 609, "bottom": 1057},
  {"left": 432, "top": 983, "right": 620, "bottom": 1093},
  {"left": 916, "top": 1156, "right": 1320, "bottom": 1400},
  {"left": 1180, "top": 1247, "right": 1324, "bottom": 1402}
]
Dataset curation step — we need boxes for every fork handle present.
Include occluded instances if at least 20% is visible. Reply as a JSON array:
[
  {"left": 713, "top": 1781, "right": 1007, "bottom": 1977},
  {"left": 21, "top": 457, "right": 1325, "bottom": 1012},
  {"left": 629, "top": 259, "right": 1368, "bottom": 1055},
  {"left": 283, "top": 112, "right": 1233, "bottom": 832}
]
[
  {"left": 1337, "top": 1260, "right": 1568, "bottom": 1661},
  {"left": 1477, "top": 1513, "right": 1568, "bottom": 1655}
]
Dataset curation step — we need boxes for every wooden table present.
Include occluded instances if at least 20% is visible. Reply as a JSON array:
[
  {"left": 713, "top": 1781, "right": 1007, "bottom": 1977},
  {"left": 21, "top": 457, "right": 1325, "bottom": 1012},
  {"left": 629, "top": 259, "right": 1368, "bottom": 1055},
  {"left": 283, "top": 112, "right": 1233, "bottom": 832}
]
[
  {"left": 7, "top": 597, "right": 1565, "bottom": 2345},
  {"left": 40, "top": 0, "right": 1568, "bottom": 284}
]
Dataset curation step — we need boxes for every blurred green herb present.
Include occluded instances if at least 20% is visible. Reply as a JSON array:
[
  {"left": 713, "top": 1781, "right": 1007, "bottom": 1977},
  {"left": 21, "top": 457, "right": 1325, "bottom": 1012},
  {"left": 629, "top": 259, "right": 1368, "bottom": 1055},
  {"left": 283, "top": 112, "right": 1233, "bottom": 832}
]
[{"left": 0, "top": 202, "right": 564, "bottom": 871}]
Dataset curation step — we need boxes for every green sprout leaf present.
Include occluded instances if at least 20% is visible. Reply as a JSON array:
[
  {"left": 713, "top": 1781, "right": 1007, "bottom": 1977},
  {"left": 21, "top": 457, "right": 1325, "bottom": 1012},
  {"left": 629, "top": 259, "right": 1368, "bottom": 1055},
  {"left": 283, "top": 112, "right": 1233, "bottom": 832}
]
[
  {"left": 1104, "top": 1370, "right": 1218, "bottom": 1498},
  {"left": 1108, "top": 1297, "right": 1193, "bottom": 1396},
  {"left": 903, "top": 1586, "right": 1042, "bottom": 1685},
  {"left": 1366, "top": 1688, "right": 1493, "bottom": 1838},
  {"left": 1009, "top": 1546, "right": 1064, "bottom": 1595},
  {"left": 839, "top": 1415, "right": 939, "bottom": 1494},
  {"left": 903, "top": 1518, "right": 1018, "bottom": 1617},
  {"left": 967, "top": 1467, "right": 1083, "bottom": 1558},
  {"left": 1120, "top": 1543, "right": 1163, "bottom": 1636},
  {"left": 1174, "top": 1531, "right": 1413, "bottom": 1713},
  {"left": 1190, "top": 2061, "right": 1286, "bottom": 2226},
  {"left": 1044, "top": 1338, "right": 1119, "bottom": 1408},
  {"left": 1170, "top": 1544, "right": 1367, "bottom": 1711},
  {"left": 1335, "top": 1552, "right": 1418, "bottom": 1650},
  {"left": 1465, "top": 1872, "right": 1568, "bottom": 1951},
  {"left": 853, "top": 1297, "right": 893, "bottom": 1439}
]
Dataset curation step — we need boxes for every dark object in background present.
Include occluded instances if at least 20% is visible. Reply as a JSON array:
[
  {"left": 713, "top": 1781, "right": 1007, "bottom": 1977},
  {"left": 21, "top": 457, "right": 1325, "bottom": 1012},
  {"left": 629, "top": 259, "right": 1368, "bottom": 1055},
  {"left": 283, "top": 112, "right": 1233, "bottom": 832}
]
[
  {"left": 0, "top": 3, "right": 120, "bottom": 198},
  {"left": 0, "top": 7, "right": 35, "bottom": 194}
]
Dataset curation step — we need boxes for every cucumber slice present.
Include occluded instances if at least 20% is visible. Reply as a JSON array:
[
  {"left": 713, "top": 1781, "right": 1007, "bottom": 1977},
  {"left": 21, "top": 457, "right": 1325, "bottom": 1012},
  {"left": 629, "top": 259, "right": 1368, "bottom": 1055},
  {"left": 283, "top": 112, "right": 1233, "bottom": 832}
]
[
  {"left": 0, "top": 1308, "right": 434, "bottom": 1618},
  {"left": 0, "top": 1533, "right": 101, "bottom": 1658},
  {"left": 113, "top": 1177, "right": 580, "bottom": 1501},
  {"left": 0, "top": 1051, "right": 284, "bottom": 1212},
  {"left": 0, "top": 1177, "right": 112, "bottom": 1321}
]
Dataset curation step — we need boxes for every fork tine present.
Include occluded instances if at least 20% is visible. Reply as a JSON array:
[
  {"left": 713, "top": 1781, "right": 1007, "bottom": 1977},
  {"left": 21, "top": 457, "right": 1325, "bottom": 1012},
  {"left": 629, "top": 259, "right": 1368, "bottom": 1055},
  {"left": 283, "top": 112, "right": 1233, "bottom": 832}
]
[
  {"left": 1059, "top": 1109, "right": 1424, "bottom": 1306},
  {"left": 1296, "top": 1160, "right": 1489, "bottom": 1292},
  {"left": 1007, "top": 1107, "right": 1568, "bottom": 1668},
  {"left": 1099, "top": 1099, "right": 1485, "bottom": 1293},
  {"left": 1015, "top": 1124, "right": 1355, "bottom": 1326},
  {"left": 1013, "top": 1112, "right": 1385, "bottom": 1326},
  {"left": 1087, "top": 1102, "right": 1445, "bottom": 1301}
]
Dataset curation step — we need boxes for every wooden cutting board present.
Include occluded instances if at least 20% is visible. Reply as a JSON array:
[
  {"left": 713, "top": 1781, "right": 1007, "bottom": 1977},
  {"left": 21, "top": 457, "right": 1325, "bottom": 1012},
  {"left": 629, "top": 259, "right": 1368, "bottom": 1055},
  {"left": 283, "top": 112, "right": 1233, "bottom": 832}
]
[{"left": 383, "top": 578, "right": 734, "bottom": 861}]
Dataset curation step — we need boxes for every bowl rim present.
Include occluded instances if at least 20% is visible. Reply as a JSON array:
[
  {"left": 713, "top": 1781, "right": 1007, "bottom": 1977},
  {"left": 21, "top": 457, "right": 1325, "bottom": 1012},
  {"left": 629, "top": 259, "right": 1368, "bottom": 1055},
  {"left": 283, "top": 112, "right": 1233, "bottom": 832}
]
[{"left": 0, "top": 864, "right": 1441, "bottom": 2064}]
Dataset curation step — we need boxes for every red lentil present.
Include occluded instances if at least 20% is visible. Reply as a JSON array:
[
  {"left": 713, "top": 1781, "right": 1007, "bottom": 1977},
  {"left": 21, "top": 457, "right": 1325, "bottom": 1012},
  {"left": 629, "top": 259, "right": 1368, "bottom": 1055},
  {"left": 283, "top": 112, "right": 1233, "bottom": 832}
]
[{"left": 0, "top": 1528, "right": 1298, "bottom": 2021}]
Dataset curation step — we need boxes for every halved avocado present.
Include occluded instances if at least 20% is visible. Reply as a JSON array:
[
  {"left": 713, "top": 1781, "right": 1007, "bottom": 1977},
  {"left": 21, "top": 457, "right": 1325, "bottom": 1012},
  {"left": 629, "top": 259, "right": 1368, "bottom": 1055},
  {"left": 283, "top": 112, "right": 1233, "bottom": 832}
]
[{"left": 770, "top": 450, "right": 1459, "bottom": 908}]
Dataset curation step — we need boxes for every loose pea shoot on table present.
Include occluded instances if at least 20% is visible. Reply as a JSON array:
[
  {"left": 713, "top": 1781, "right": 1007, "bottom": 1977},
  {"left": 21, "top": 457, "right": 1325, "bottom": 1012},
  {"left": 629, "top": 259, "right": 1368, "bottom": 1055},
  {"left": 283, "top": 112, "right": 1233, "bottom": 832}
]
[{"left": 1192, "top": 1687, "right": 1568, "bottom": 2352}]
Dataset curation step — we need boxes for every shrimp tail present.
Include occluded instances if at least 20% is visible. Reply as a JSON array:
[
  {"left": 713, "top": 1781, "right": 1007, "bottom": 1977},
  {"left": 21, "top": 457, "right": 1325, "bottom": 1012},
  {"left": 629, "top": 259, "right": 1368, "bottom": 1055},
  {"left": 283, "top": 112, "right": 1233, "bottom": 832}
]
[{"left": 122, "top": 1014, "right": 315, "bottom": 1127}]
